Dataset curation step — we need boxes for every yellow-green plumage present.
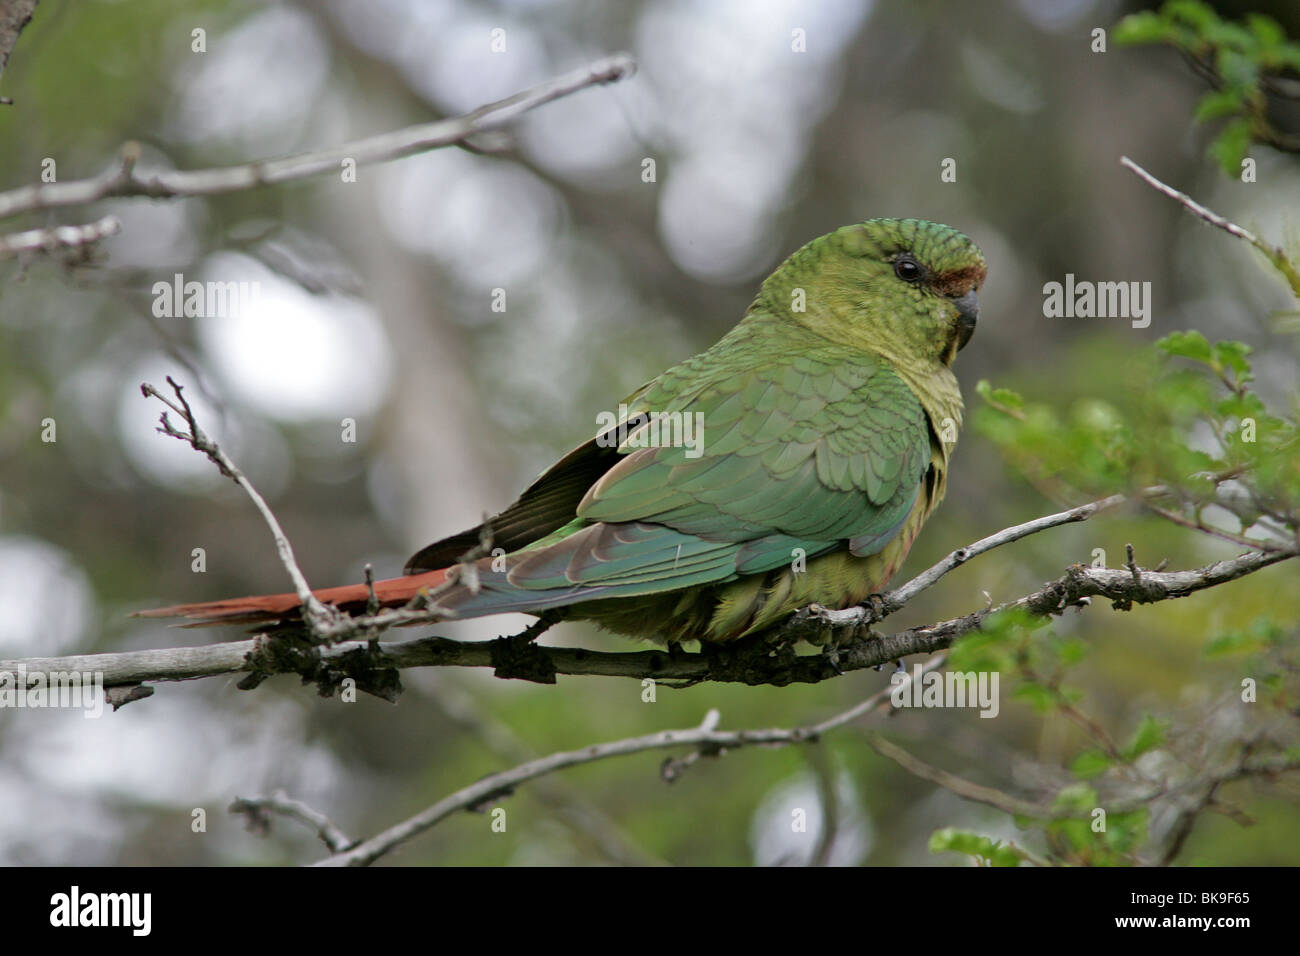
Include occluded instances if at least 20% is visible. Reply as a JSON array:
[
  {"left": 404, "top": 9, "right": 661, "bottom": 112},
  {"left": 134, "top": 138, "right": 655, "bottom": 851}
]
[{"left": 408, "top": 219, "right": 986, "bottom": 643}]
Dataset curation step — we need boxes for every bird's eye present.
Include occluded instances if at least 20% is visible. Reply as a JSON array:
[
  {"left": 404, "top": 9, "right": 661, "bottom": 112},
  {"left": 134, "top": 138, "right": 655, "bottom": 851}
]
[{"left": 894, "top": 256, "right": 923, "bottom": 283}]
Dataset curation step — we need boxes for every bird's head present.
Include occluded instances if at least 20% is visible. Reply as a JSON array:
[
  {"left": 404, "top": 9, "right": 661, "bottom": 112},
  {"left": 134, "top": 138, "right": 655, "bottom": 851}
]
[{"left": 761, "top": 218, "right": 987, "bottom": 370}]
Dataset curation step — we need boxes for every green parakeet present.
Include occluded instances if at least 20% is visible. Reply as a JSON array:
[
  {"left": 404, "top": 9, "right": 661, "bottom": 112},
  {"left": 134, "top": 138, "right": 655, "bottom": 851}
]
[{"left": 138, "top": 218, "right": 986, "bottom": 644}]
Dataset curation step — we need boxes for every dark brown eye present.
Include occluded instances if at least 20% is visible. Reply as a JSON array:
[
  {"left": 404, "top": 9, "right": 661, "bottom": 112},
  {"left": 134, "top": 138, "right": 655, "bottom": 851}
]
[{"left": 894, "top": 256, "right": 923, "bottom": 283}]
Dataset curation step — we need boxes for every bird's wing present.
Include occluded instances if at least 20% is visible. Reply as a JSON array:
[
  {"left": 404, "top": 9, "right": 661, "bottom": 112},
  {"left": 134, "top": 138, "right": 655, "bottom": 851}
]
[
  {"left": 403, "top": 431, "right": 626, "bottom": 572},
  {"left": 501, "top": 345, "right": 933, "bottom": 597}
]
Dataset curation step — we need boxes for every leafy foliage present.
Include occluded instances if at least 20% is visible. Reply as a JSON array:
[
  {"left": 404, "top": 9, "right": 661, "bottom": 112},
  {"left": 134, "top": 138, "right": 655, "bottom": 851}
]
[
  {"left": 929, "top": 828, "right": 1025, "bottom": 867},
  {"left": 974, "top": 333, "right": 1299, "bottom": 548},
  {"left": 959, "top": 329, "right": 1297, "bottom": 865},
  {"left": 931, "top": 31, "right": 1300, "bottom": 860},
  {"left": 1115, "top": 0, "right": 1300, "bottom": 174},
  {"left": 933, "top": 592, "right": 1298, "bottom": 866}
]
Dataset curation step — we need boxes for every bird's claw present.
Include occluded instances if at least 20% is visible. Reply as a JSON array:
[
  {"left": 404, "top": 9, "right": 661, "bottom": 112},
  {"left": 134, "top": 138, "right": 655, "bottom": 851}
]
[{"left": 863, "top": 592, "right": 889, "bottom": 623}]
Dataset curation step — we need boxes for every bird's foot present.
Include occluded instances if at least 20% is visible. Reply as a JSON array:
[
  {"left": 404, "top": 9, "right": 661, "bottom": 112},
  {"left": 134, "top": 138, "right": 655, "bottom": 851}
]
[
  {"left": 512, "top": 610, "right": 562, "bottom": 644},
  {"left": 820, "top": 641, "right": 845, "bottom": 676},
  {"left": 862, "top": 592, "right": 890, "bottom": 624}
]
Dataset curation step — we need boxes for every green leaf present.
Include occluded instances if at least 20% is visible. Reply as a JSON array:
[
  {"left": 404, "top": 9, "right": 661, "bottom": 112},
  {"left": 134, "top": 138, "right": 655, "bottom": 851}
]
[
  {"left": 1114, "top": 12, "right": 1173, "bottom": 46},
  {"left": 1275, "top": 46, "right": 1300, "bottom": 71},
  {"left": 1209, "top": 117, "right": 1252, "bottom": 177},
  {"left": 1054, "top": 783, "right": 1098, "bottom": 812},
  {"left": 1215, "top": 390, "right": 1266, "bottom": 422},
  {"left": 1103, "top": 809, "right": 1150, "bottom": 855},
  {"left": 1204, "top": 631, "right": 1249, "bottom": 656},
  {"left": 928, "top": 828, "right": 1022, "bottom": 866},
  {"left": 1218, "top": 51, "right": 1260, "bottom": 96},
  {"left": 1205, "top": 619, "right": 1284, "bottom": 657},
  {"left": 1050, "top": 817, "right": 1094, "bottom": 854},
  {"left": 948, "top": 628, "right": 1017, "bottom": 674},
  {"left": 1058, "top": 637, "right": 1089, "bottom": 666},
  {"left": 1211, "top": 339, "right": 1253, "bottom": 377},
  {"left": 1013, "top": 682, "right": 1058, "bottom": 713},
  {"left": 1245, "top": 14, "right": 1285, "bottom": 50},
  {"left": 1193, "top": 88, "right": 1245, "bottom": 123},
  {"left": 1070, "top": 748, "right": 1113, "bottom": 779},
  {"left": 1157, "top": 330, "right": 1214, "bottom": 364},
  {"left": 1166, "top": 0, "right": 1218, "bottom": 31},
  {"left": 1122, "top": 715, "right": 1166, "bottom": 760},
  {"left": 975, "top": 379, "right": 1025, "bottom": 413},
  {"left": 1206, "top": 23, "right": 1259, "bottom": 56}
]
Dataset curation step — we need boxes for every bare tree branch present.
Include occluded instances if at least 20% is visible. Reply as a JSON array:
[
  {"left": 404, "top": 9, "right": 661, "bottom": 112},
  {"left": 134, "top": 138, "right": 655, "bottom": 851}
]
[
  {"left": 3, "top": 506, "right": 1292, "bottom": 695},
  {"left": 229, "top": 791, "right": 355, "bottom": 854},
  {"left": 140, "top": 377, "right": 340, "bottom": 635},
  {"left": 0, "top": 53, "right": 636, "bottom": 221},
  {"left": 337, "top": 653, "right": 1300, "bottom": 867},
  {"left": 0, "top": 0, "right": 39, "bottom": 99},
  {"left": 313, "top": 662, "right": 943, "bottom": 866},
  {"left": 801, "top": 491, "right": 1136, "bottom": 630},
  {"left": 1121, "top": 155, "right": 1300, "bottom": 298},
  {"left": 864, "top": 731, "right": 1059, "bottom": 820},
  {"left": 0, "top": 213, "right": 119, "bottom": 259},
  {"left": 424, "top": 675, "right": 668, "bottom": 866}
]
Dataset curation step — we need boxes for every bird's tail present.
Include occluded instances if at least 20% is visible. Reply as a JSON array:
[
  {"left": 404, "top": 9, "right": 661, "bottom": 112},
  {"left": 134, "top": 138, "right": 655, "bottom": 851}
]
[{"left": 131, "top": 568, "right": 453, "bottom": 628}]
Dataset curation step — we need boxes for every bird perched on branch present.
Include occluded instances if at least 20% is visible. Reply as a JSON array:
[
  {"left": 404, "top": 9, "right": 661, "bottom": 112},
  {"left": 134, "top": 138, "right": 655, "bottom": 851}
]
[{"left": 136, "top": 218, "right": 985, "bottom": 644}]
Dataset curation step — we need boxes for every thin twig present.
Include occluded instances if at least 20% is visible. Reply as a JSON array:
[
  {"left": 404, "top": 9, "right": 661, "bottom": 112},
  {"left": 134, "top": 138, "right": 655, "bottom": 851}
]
[
  {"left": 315, "top": 661, "right": 940, "bottom": 866},
  {"left": 426, "top": 675, "right": 668, "bottom": 866},
  {"left": 1145, "top": 501, "right": 1289, "bottom": 552},
  {"left": 0, "top": 214, "right": 119, "bottom": 259},
  {"left": 139, "top": 377, "right": 337, "bottom": 634},
  {"left": 791, "top": 490, "right": 1141, "bottom": 630},
  {"left": 0, "top": 54, "right": 636, "bottom": 221},
  {"left": 230, "top": 791, "right": 355, "bottom": 854},
  {"left": 1120, "top": 155, "right": 1300, "bottom": 297},
  {"left": 865, "top": 731, "right": 1058, "bottom": 820}
]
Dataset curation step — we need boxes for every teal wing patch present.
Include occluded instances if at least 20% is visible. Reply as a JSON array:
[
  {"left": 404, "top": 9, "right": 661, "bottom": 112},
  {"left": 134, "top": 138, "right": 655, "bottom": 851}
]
[{"left": 503, "top": 346, "right": 932, "bottom": 597}]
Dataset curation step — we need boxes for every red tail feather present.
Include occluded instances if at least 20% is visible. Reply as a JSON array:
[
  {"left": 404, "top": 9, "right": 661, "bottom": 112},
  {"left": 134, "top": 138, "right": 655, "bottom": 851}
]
[{"left": 132, "top": 569, "right": 451, "bottom": 627}]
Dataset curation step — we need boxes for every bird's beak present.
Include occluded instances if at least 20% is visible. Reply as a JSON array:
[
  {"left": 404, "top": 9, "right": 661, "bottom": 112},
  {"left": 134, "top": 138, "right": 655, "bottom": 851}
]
[{"left": 952, "top": 291, "right": 978, "bottom": 351}]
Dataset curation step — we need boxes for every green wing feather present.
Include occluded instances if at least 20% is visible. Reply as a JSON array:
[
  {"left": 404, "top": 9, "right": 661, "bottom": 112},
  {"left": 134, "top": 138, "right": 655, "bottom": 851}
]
[{"left": 493, "top": 341, "right": 932, "bottom": 600}]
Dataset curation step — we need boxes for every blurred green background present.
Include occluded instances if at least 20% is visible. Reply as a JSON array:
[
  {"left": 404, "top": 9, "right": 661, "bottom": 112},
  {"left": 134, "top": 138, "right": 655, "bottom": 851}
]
[{"left": 0, "top": 0, "right": 1297, "bottom": 865}]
